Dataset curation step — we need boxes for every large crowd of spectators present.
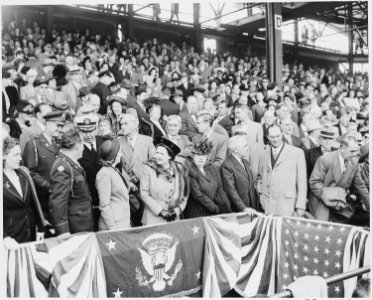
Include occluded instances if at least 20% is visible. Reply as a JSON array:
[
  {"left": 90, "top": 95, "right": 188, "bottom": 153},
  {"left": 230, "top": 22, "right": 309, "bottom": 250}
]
[{"left": 2, "top": 16, "right": 369, "bottom": 250}]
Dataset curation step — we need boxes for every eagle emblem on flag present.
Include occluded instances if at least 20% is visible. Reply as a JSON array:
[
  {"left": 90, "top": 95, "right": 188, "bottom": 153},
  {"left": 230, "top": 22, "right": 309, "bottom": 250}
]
[{"left": 136, "top": 232, "right": 183, "bottom": 292}]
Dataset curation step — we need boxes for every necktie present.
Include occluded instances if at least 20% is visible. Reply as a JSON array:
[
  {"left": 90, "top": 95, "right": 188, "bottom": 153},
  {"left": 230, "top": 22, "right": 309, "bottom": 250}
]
[
  {"left": 342, "top": 159, "right": 348, "bottom": 173},
  {"left": 90, "top": 142, "right": 96, "bottom": 152},
  {"left": 273, "top": 147, "right": 279, "bottom": 159},
  {"left": 128, "top": 137, "right": 134, "bottom": 150}
]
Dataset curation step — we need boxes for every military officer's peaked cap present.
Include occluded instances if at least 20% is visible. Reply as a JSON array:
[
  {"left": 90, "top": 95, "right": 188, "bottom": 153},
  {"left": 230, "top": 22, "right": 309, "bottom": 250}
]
[
  {"left": 44, "top": 111, "right": 65, "bottom": 125},
  {"left": 75, "top": 115, "right": 97, "bottom": 132}
]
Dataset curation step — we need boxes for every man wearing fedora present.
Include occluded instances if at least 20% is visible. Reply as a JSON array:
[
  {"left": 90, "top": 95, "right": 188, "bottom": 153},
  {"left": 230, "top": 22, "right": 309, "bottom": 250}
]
[
  {"left": 23, "top": 110, "right": 64, "bottom": 221},
  {"left": 75, "top": 114, "right": 105, "bottom": 231},
  {"left": 309, "top": 135, "right": 369, "bottom": 222},
  {"left": 305, "top": 126, "right": 337, "bottom": 179}
]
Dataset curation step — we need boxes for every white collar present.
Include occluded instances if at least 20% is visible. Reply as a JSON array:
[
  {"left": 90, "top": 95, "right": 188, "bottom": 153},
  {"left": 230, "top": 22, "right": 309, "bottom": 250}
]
[
  {"left": 338, "top": 150, "right": 345, "bottom": 170},
  {"left": 232, "top": 153, "right": 243, "bottom": 165}
]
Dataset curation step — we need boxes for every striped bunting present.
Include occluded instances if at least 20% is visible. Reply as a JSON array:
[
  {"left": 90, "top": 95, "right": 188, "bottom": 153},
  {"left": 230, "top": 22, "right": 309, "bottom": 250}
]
[
  {"left": 343, "top": 227, "right": 370, "bottom": 297},
  {"left": 5, "top": 233, "right": 107, "bottom": 298},
  {"left": 46, "top": 233, "right": 107, "bottom": 298},
  {"left": 5, "top": 245, "right": 48, "bottom": 297},
  {"left": 234, "top": 214, "right": 281, "bottom": 297},
  {"left": 202, "top": 214, "right": 242, "bottom": 297}
]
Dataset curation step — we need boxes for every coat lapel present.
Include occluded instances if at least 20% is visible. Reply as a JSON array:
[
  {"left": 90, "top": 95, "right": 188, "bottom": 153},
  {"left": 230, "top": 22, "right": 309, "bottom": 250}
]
[
  {"left": 118, "top": 136, "right": 133, "bottom": 162},
  {"left": 130, "top": 135, "right": 143, "bottom": 169},
  {"left": 17, "top": 170, "right": 29, "bottom": 202},
  {"left": 230, "top": 155, "right": 248, "bottom": 177},
  {"left": 330, "top": 151, "right": 343, "bottom": 184},
  {"left": 274, "top": 143, "right": 288, "bottom": 168},
  {"left": 265, "top": 147, "right": 272, "bottom": 170},
  {"left": 38, "top": 133, "right": 59, "bottom": 154},
  {"left": 3, "top": 172, "right": 24, "bottom": 202}
]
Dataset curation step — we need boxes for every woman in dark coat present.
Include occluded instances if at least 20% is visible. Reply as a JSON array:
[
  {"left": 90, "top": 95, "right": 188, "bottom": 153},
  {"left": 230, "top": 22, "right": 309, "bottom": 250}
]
[
  {"left": 184, "top": 140, "right": 232, "bottom": 218},
  {"left": 3, "top": 137, "right": 44, "bottom": 248}
]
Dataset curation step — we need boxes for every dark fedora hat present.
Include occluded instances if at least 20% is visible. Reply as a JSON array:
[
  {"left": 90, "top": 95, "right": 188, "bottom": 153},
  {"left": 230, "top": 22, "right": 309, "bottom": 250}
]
[{"left": 154, "top": 136, "right": 181, "bottom": 160}]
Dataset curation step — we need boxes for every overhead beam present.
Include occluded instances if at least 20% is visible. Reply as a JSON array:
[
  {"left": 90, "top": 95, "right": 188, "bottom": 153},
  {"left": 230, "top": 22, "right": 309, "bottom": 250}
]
[{"left": 265, "top": 3, "right": 283, "bottom": 85}]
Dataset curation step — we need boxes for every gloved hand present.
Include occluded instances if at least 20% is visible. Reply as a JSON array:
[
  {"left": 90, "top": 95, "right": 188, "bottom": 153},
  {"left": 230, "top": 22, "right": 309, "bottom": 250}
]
[
  {"left": 160, "top": 210, "right": 172, "bottom": 221},
  {"left": 167, "top": 209, "right": 177, "bottom": 222}
]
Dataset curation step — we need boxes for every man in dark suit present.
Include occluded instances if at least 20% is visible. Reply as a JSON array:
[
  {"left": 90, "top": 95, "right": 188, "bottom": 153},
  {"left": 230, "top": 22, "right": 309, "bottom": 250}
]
[
  {"left": 179, "top": 95, "right": 199, "bottom": 139},
  {"left": 251, "top": 90, "right": 266, "bottom": 123},
  {"left": 262, "top": 110, "right": 275, "bottom": 145},
  {"left": 215, "top": 100, "right": 234, "bottom": 136},
  {"left": 91, "top": 70, "right": 112, "bottom": 115},
  {"left": 128, "top": 83, "right": 150, "bottom": 122},
  {"left": 176, "top": 72, "right": 193, "bottom": 99},
  {"left": 305, "top": 126, "right": 337, "bottom": 179},
  {"left": 23, "top": 111, "right": 64, "bottom": 221},
  {"left": 75, "top": 115, "right": 105, "bottom": 231},
  {"left": 144, "top": 86, "right": 180, "bottom": 116},
  {"left": 192, "top": 112, "right": 228, "bottom": 167},
  {"left": 281, "top": 117, "right": 304, "bottom": 149},
  {"left": 221, "top": 135, "right": 260, "bottom": 213}
]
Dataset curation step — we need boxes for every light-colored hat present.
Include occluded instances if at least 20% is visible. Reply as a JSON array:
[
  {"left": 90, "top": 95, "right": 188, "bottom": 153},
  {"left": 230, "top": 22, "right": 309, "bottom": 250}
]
[{"left": 306, "top": 120, "right": 322, "bottom": 132}]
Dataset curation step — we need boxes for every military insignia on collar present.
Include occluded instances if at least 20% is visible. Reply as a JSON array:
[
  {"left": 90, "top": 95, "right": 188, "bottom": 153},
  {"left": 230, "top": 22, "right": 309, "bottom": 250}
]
[
  {"left": 136, "top": 232, "right": 182, "bottom": 291},
  {"left": 57, "top": 166, "right": 65, "bottom": 172},
  {"left": 5, "top": 181, "right": 10, "bottom": 188}
]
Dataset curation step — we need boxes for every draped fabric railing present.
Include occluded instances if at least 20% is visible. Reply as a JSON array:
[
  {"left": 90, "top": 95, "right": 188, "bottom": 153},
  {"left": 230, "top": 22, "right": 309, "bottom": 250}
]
[{"left": 3, "top": 213, "right": 370, "bottom": 298}]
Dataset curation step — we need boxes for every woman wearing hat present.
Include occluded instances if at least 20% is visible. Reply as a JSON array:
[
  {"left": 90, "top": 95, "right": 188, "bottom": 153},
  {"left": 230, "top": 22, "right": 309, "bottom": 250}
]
[
  {"left": 140, "top": 137, "right": 189, "bottom": 225},
  {"left": 96, "top": 139, "right": 131, "bottom": 230},
  {"left": 7, "top": 100, "right": 34, "bottom": 140},
  {"left": 107, "top": 95, "right": 127, "bottom": 136},
  {"left": 183, "top": 140, "right": 231, "bottom": 219},
  {"left": 3, "top": 137, "right": 45, "bottom": 248}
]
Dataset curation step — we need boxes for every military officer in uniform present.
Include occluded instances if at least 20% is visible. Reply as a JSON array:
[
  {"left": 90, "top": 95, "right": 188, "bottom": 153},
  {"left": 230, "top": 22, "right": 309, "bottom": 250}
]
[
  {"left": 75, "top": 114, "right": 105, "bottom": 231},
  {"left": 49, "top": 127, "right": 94, "bottom": 236},
  {"left": 23, "top": 111, "right": 64, "bottom": 221}
]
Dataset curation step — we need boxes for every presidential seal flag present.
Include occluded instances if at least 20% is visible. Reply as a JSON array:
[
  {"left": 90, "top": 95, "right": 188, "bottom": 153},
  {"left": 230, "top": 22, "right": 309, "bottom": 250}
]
[
  {"left": 136, "top": 232, "right": 182, "bottom": 291},
  {"left": 96, "top": 218, "right": 205, "bottom": 297}
]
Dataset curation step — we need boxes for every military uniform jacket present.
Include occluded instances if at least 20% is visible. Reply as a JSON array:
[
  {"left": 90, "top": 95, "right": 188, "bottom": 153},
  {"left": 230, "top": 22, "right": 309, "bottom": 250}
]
[
  {"left": 23, "top": 133, "right": 60, "bottom": 195},
  {"left": 49, "top": 152, "right": 93, "bottom": 235}
]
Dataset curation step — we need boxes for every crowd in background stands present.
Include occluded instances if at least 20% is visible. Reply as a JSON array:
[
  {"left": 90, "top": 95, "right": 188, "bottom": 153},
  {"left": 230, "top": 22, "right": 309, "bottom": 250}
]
[{"left": 2, "top": 17, "right": 370, "bottom": 249}]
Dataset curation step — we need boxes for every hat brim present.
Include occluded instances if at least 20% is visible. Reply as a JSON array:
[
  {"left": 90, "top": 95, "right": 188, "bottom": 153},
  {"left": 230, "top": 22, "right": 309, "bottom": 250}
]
[{"left": 77, "top": 125, "right": 96, "bottom": 132}]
